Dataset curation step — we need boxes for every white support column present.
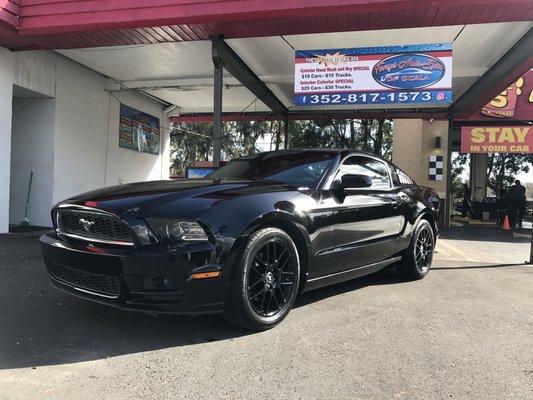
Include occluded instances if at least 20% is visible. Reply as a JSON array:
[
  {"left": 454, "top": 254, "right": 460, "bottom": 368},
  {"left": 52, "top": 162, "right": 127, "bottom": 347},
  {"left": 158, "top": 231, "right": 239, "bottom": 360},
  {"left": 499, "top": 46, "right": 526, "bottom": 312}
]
[
  {"left": 470, "top": 153, "right": 488, "bottom": 201},
  {"left": 0, "top": 48, "right": 15, "bottom": 233}
]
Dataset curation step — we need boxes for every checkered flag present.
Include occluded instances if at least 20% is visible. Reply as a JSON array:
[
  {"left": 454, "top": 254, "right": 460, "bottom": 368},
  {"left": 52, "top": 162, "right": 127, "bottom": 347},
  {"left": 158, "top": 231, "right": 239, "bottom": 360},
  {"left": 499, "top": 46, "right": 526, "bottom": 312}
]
[{"left": 428, "top": 155, "right": 443, "bottom": 181}]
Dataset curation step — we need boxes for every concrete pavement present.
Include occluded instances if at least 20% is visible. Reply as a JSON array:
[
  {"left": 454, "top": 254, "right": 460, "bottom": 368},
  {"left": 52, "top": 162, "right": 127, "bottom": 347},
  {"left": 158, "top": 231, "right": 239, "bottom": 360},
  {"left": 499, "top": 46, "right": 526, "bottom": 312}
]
[{"left": 0, "top": 229, "right": 531, "bottom": 400}]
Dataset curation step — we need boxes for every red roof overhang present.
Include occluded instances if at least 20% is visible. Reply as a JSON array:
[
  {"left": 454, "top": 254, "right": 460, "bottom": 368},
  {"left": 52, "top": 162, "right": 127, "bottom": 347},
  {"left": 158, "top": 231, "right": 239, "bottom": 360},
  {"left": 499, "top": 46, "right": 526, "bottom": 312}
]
[{"left": 2, "top": 0, "right": 533, "bottom": 50}]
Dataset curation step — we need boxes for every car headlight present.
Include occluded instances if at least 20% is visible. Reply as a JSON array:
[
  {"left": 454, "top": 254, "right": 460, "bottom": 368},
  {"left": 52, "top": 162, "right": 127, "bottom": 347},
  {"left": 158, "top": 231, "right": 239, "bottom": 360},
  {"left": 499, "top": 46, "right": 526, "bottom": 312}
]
[
  {"left": 147, "top": 219, "right": 210, "bottom": 242},
  {"left": 166, "top": 221, "right": 208, "bottom": 241}
]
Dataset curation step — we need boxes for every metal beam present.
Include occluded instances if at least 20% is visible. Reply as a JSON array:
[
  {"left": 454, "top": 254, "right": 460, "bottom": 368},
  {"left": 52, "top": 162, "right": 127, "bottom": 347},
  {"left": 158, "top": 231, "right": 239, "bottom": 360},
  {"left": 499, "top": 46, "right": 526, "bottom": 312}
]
[
  {"left": 449, "top": 27, "right": 533, "bottom": 118},
  {"left": 104, "top": 75, "right": 294, "bottom": 91},
  {"left": 444, "top": 117, "right": 454, "bottom": 229},
  {"left": 211, "top": 34, "right": 287, "bottom": 115},
  {"left": 212, "top": 51, "right": 223, "bottom": 167}
]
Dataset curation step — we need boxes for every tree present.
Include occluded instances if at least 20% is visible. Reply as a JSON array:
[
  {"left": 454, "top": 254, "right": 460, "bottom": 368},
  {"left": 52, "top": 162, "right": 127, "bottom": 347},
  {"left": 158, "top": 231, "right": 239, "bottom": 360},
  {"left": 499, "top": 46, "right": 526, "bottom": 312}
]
[
  {"left": 223, "top": 120, "right": 272, "bottom": 159},
  {"left": 486, "top": 153, "right": 533, "bottom": 195},
  {"left": 287, "top": 118, "right": 393, "bottom": 160},
  {"left": 170, "top": 118, "right": 394, "bottom": 175},
  {"left": 170, "top": 122, "right": 212, "bottom": 176},
  {"left": 451, "top": 154, "right": 469, "bottom": 179},
  {"left": 450, "top": 154, "right": 470, "bottom": 208},
  {"left": 171, "top": 120, "right": 273, "bottom": 176},
  {"left": 357, "top": 119, "right": 393, "bottom": 159}
]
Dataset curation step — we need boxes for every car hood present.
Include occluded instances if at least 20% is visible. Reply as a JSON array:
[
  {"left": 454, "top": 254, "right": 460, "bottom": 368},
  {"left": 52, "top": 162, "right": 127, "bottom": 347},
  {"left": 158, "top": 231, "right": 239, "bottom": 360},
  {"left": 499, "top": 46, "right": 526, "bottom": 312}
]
[{"left": 58, "top": 179, "right": 301, "bottom": 217}]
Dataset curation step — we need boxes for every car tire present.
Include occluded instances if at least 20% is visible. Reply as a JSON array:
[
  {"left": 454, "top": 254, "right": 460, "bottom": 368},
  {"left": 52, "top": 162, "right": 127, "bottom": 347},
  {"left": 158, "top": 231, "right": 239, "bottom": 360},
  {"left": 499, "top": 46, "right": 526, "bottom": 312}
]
[
  {"left": 397, "top": 219, "right": 435, "bottom": 280},
  {"left": 223, "top": 227, "right": 300, "bottom": 331}
]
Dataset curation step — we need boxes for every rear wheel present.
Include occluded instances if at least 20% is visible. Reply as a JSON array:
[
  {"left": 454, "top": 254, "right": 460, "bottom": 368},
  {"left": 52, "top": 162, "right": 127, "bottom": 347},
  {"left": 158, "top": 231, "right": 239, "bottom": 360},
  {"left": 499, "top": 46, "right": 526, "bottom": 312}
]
[
  {"left": 223, "top": 227, "right": 300, "bottom": 331},
  {"left": 397, "top": 219, "right": 434, "bottom": 280}
]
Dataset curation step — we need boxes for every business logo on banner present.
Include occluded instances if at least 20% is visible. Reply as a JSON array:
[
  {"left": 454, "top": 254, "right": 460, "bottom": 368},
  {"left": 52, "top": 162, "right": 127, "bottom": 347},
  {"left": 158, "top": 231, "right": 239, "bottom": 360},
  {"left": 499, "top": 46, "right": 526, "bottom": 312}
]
[
  {"left": 460, "top": 126, "right": 532, "bottom": 154},
  {"left": 294, "top": 43, "right": 452, "bottom": 106},
  {"left": 480, "top": 68, "right": 533, "bottom": 120}
]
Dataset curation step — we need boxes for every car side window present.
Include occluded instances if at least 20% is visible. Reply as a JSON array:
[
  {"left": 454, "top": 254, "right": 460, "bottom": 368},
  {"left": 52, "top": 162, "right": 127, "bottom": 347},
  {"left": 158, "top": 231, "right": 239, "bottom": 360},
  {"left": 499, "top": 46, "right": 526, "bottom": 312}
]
[
  {"left": 394, "top": 166, "right": 414, "bottom": 185},
  {"left": 335, "top": 155, "right": 392, "bottom": 190}
]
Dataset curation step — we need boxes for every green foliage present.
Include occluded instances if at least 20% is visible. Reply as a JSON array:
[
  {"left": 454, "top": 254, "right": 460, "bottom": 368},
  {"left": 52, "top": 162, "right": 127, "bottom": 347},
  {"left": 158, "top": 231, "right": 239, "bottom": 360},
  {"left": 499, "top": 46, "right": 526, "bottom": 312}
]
[
  {"left": 170, "top": 118, "right": 393, "bottom": 176},
  {"left": 170, "top": 123, "right": 212, "bottom": 176},
  {"left": 450, "top": 152, "right": 533, "bottom": 198},
  {"left": 170, "top": 120, "right": 272, "bottom": 176},
  {"left": 451, "top": 154, "right": 469, "bottom": 181},
  {"left": 449, "top": 153, "right": 470, "bottom": 206},
  {"left": 288, "top": 119, "right": 392, "bottom": 159},
  {"left": 487, "top": 153, "right": 533, "bottom": 195},
  {"left": 223, "top": 121, "right": 274, "bottom": 160}
]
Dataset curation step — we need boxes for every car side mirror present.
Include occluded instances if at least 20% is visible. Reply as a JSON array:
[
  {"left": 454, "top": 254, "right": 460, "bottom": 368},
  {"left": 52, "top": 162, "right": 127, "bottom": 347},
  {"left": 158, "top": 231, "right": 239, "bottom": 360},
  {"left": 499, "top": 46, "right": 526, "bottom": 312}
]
[{"left": 340, "top": 174, "right": 373, "bottom": 189}]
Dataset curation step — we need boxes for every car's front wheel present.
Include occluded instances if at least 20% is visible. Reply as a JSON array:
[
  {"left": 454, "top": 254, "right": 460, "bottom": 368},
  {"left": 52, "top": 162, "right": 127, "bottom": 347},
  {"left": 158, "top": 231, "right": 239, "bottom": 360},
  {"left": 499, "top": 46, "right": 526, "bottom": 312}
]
[
  {"left": 224, "top": 227, "right": 300, "bottom": 331},
  {"left": 397, "top": 219, "right": 435, "bottom": 280}
]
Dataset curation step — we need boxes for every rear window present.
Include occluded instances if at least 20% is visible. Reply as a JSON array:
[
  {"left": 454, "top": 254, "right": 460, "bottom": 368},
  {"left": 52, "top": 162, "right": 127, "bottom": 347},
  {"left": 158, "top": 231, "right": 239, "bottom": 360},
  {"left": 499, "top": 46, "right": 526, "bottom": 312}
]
[{"left": 393, "top": 166, "right": 415, "bottom": 185}]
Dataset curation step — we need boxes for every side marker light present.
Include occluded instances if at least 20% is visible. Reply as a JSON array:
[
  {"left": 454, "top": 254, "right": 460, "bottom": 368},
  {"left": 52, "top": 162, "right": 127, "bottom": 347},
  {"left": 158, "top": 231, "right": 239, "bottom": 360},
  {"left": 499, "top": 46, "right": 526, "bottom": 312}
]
[{"left": 190, "top": 271, "right": 221, "bottom": 280}]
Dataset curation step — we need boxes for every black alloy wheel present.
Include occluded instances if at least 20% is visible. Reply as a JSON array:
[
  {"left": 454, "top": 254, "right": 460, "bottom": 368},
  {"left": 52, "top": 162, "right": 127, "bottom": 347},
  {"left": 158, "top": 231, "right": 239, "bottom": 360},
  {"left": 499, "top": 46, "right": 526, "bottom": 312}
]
[
  {"left": 224, "top": 227, "right": 300, "bottom": 331},
  {"left": 398, "top": 219, "right": 434, "bottom": 280},
  {"left": 414, "top": 224, "right": 434, "bottom": 274},
  {"left": 247, "top": 239, "right": 296, "bottom": 317}
]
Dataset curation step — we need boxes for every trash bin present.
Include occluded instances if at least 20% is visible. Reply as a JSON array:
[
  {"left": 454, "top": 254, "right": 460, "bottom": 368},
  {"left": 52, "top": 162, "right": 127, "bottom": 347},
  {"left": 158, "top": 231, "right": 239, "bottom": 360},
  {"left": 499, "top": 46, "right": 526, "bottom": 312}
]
[{"left": 482, "top": 211, "right": 490, "bottom": 220}]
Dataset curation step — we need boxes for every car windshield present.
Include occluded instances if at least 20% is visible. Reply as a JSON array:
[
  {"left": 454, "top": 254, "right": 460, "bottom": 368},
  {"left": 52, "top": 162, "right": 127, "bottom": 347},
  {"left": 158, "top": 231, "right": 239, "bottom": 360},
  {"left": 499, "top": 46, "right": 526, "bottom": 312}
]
[{"left": 208, "top": 151, "right": 336, "bottom": 188}]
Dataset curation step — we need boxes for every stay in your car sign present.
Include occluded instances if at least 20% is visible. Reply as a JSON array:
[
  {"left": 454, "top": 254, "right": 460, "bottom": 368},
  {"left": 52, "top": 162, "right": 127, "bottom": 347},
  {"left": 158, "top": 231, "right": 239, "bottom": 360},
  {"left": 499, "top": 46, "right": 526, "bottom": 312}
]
[{"left": 294, "top": 43, "right": 452, "bottom": 106}]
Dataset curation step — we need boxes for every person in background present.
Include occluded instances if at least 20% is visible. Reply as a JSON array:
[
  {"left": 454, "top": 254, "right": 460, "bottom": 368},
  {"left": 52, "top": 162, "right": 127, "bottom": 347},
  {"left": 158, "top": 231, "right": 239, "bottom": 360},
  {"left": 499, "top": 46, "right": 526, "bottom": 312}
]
[
  {"left": 497, "top": 188, "right": 508, "bottom": 224},
  {"left": 462, "top": 183, "right": 473, "bottom": 218},
  {"left": 506, "top": 179, "right": 526, "bottom": 228}
]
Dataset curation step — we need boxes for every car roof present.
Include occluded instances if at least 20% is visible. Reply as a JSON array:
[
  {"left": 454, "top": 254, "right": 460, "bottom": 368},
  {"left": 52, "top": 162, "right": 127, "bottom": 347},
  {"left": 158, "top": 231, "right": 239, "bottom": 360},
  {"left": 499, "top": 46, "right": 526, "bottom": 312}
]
[{"left": 254, "top": 148, "right": 387, "bottom": 160}]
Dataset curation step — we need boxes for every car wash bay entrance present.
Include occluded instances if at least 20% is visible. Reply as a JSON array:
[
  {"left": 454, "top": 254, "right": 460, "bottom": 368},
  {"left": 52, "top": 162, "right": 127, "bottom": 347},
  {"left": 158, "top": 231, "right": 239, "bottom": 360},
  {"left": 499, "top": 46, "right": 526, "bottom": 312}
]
[{"left": 0, "top": 1, "right": 532, "bottom": 263}]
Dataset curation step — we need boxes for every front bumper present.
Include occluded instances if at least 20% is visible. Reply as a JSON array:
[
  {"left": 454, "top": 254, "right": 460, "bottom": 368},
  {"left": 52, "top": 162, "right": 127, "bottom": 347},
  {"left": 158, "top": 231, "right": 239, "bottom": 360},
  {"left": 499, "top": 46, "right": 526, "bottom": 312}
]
[{"left": 39, "top": 232, "right": 233, "bottom": 315}]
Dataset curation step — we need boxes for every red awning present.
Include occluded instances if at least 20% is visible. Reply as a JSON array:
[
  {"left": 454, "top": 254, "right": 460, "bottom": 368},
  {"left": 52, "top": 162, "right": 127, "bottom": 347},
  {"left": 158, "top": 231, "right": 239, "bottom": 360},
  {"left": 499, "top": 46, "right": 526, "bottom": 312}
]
[{"left": 2, "top": 0, "right": 533, "bottom": 50}]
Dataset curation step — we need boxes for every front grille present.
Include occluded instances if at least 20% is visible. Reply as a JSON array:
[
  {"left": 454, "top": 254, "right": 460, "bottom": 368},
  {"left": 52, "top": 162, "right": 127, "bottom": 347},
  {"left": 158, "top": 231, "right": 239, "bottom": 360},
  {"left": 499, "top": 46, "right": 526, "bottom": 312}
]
[
  {"left": 56, "top": 209, "right": 133, "bottom": 243},
  {"left": 48, "top": 262, "right": 121, "bottom": 297}
]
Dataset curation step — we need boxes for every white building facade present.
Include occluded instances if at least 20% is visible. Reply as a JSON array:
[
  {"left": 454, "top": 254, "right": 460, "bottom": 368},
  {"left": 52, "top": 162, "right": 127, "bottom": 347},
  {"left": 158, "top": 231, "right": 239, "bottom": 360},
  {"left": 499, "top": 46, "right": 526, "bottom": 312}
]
[{"left": 0, "top": 47, "right": 171, "bottom": 233}]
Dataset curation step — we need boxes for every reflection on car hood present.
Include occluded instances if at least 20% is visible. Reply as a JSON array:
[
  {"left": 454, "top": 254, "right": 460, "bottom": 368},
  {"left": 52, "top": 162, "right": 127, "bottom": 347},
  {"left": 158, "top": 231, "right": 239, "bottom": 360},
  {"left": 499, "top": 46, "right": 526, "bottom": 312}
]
[{"left": 59, "top": 179, "right": 300, "bottom": 217}]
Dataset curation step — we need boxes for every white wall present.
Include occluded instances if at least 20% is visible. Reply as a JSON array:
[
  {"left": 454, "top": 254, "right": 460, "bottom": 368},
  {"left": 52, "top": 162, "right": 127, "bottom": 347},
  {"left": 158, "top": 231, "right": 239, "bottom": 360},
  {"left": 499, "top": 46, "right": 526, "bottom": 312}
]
[
  {"left": 52, "top": 56, "right": 111, "bottom": 204},
  {"left": 0, "top": 47, "right": 170, "bottom": 231},
  {"left": 52, "top": 55, "right": 170, "bottom": 204},
  {"left": 10, "top": 98, "right": 55, "bottom": 227},
  {"left": 0, "top": 48, "right": 15, "bottom": 233},
  {"left": 105, "top": 91, "right": 170, "bottom": 187},
  {"left": 14, "top": 51, "right": 56, "bottom": 98}
]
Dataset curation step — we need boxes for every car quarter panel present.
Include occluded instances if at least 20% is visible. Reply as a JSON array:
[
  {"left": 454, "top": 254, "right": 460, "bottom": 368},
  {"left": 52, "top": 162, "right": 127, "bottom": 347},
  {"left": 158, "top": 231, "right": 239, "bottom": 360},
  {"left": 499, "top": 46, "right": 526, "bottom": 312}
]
[{"left": 393, "top": 185, "right": 440, "bottom": 253}]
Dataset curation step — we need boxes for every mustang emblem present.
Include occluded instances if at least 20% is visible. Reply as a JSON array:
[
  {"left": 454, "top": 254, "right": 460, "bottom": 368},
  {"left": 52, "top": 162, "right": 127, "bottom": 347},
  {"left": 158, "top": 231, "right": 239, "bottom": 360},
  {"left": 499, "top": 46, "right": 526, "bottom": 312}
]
[{"left": 78, "top": 218, "right": 95, "bottom": 232}]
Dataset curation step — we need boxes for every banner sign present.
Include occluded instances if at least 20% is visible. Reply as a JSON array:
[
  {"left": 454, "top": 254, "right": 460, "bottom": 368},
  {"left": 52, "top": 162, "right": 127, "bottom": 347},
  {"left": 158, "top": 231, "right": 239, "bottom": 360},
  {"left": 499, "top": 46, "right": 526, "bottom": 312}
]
[
  {"left": 294, "top": 43, "right": 452, "bottom": 106},
  {"left": 460, "top": 126, "right": 532, "bottom": 153},
  {"left": 119, "top": 104, "right": 160, "bottom": 155},
  {"left": 480, "top": 68, "right": 533, "bottom": 120}
]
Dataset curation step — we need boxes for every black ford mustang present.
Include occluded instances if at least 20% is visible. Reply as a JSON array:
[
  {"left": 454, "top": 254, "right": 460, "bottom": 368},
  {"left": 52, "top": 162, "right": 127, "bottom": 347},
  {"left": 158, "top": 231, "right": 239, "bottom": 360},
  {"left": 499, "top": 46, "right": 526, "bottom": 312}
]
[{"left": 40, "top": 149, "right": 440, "bottom": 330}]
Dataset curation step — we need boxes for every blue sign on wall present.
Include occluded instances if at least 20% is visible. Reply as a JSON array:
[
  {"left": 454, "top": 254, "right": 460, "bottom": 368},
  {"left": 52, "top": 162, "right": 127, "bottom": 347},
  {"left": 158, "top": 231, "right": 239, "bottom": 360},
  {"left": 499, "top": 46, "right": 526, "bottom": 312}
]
[
  {"left": 294, "top": 43, "right": 453, "bottom": 106},
  {"left": 119, "top": 104, "right": 160, "bottom": 155}
]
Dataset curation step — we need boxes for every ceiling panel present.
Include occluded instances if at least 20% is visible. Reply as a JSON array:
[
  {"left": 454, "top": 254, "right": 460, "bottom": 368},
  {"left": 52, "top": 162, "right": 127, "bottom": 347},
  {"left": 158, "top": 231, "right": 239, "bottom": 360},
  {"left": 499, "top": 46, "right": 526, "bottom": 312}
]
[
  {"left": 282, "top": 26, "right": 463, "bottom": 50},
  {"left": 59, "top": 41, "right": 216, "bottom": 81},
  {"left": 147, "top": 86, "right": 270, "bottom": 114},
  {"left": 57, "top": 21, "right": 533, "bottom": 113}
]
